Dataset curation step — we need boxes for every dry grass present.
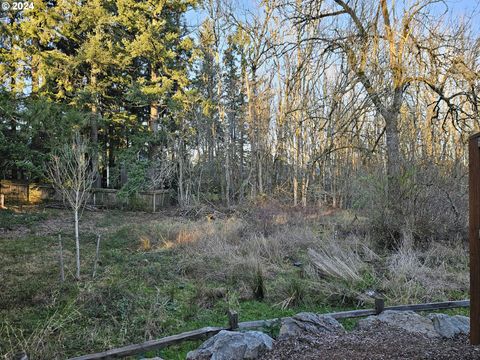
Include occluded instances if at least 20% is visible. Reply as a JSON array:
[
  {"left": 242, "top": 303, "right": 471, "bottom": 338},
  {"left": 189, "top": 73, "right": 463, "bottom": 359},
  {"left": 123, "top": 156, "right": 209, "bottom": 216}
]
[
  {"left": 127, "top": 213, "right": 324, "bottom": 303},
  {"left": 308, "top": 245, "right": 364, "bottom": 283},
  {"left": 0, "top": 204, "right": 470, "bottom": 359},
  {"left": 1, "top": 299, "right": 81, "bottom": 359},
  {"left": 382, "top": 240, "right": 469, "bottom": 304},
  {"left": 126, "top": 206, "right": 468, "bottom": 308}
]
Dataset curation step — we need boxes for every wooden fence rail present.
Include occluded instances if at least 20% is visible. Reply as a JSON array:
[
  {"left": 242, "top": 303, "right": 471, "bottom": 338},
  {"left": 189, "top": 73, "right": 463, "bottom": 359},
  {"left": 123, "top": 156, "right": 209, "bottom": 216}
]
[
  {"left": 70, "top": 327, "right": 225, "bottom": 360},
  {"left": 69, "top": 299, "right": 470, "bottom": 360},
  {"left": 0, "top": 180, "right": 173, "bottom": 211}
]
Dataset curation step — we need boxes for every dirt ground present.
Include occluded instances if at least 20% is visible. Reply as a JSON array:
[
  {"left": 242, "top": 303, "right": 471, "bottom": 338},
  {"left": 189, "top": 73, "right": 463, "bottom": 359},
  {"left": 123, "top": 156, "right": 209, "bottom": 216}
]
[{"left": 262, "top": 325, "right": 480, "bottom": 360}]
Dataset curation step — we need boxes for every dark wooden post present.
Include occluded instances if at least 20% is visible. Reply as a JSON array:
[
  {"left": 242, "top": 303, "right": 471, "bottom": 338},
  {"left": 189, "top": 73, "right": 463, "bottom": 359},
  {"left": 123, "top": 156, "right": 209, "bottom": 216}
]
[
  {"left": 469, "top": 133, "right": 480, "bottom": 345},
  {"left": 374, "top": 297, "right": 385, "bottom": 315},
  {"left": 227, "top": 310, "right": 238, "bottom": 330}
]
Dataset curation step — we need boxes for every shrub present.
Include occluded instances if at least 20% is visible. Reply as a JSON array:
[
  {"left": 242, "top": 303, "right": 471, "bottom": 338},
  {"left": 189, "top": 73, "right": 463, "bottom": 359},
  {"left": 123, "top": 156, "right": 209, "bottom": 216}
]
[{"left": 352, "top": 161, "right": 467, "bottom": 249}]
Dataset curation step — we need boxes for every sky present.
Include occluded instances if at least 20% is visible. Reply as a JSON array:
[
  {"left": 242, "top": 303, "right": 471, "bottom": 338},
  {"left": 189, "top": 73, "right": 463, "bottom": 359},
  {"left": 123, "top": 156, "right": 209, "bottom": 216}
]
[
  {"left": 185, "top": 0, "right": 480, "bottom": 32},
  {"left": 428, "top": 0, "right": 480, "bottom": 34},
  {"left": 437, "top": 0, "right": 479, "bottom": 13}
]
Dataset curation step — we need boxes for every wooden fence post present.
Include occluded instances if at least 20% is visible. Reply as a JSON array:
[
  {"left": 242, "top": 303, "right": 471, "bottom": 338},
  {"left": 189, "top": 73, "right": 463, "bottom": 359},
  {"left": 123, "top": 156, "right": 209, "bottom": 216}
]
[
  {"left": 469, "top": 133, "right": 480, "bottom": 345},
  {"left": 227, "top": 310, "right": 238, "bottom": 330},
  {"left": 366, "top": 290, "right": 384, "bottom": 315},
  {"left": 375, "top": 298, "right": 385, "bottom": 315}
]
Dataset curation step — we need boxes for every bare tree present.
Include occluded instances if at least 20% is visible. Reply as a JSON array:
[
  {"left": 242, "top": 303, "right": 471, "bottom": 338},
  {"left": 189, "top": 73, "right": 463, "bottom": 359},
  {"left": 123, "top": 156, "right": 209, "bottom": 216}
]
[
  {"left": 146, "top": 153, "right": 175, "bottom": 190},
  {"left": 48, "top": 133, "right": 96, "bottom": 280}
]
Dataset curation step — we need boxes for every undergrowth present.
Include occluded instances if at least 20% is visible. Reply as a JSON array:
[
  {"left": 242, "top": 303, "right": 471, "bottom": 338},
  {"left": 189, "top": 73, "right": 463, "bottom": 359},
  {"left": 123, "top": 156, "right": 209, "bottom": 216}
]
[{"left": 0, "top": 205, "right": 469, "bottom": 359}]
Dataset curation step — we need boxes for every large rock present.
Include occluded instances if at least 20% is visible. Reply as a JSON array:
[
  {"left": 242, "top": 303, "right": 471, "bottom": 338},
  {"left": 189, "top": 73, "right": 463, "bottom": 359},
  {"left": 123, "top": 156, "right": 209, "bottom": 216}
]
[
  {"left": 186, "top": 330, "right": 274, "bottom": 360},
  {"left": 358, "top": 310, "right": 439, "bottom": 338},
  {"left": 279, "top": 312, "right": 344, "bottom": 338},
  {"left": 428, "top": 313, "right": 470, "bottom": 338}
]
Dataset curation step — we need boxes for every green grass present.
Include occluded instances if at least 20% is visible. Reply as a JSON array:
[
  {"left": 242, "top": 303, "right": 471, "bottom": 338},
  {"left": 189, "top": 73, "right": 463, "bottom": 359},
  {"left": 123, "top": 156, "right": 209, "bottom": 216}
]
[
  {"left": 0, "top": 208, "right": 49, "bottom": 228},
  {"left": 0, "top": 208, "right": 344, "bottom": 359},
  {"left": 421, "top": 307, "right": 469, "bottom": 317},
  {"left": 0, "top": 207, "right": 471, "bottom": 360}
]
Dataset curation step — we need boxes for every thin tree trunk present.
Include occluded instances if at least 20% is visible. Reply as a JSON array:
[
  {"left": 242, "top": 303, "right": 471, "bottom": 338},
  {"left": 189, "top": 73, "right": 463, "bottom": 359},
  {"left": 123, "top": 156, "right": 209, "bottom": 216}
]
[
  {"left": 150, "top": 67, "right": 159, "bottom": 134},
  {"left": 258, "top": 154, "right": 263, "bottom": 194},
  {"left": 293, "top": 169, "right": 298, "bottom": 206},
  {"left": 58, "top": 234, "right": 65, "bottom": 282},
  {"left": 225, "top": 141, "right": 231, "bottom": 206},
  {"left": 91, "top": 70, "right": 101, "bottom": 188},
  {"left": 245, "top": 68, "right": 257, "bottom": 197},
  {"left": 74, "top": 207, "right": 80, "bottom": 280},
  {"left": 92, "top": 234, "right": 101, "bottom": 278},
  {"left": 31, "top": 50, "right": 39, "bottom": 95},
  {"left": 239, "top": 119, "right": 245, "bottom": 200},
  {"left": 178, "top": 140, "right": 185, "bottom": 206},
  {"left": 302, "top": 176, "right": 308, "bottom": 208}
]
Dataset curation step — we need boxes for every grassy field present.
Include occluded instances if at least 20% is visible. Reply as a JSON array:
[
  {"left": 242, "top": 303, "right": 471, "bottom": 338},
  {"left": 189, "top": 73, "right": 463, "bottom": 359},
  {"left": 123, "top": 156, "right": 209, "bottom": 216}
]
[{"left": 0, "top": 203, "right": 470, "bottom": 359}]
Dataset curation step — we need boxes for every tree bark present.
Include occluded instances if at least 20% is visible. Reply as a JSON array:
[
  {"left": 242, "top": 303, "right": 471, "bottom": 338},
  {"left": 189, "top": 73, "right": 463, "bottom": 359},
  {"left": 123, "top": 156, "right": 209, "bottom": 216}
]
[
  {"left": 385, "top": 110, "right": 401, "bottom": 195},
  {"left": 74, "top": 206, "right": 80, "bottom": 280},
  {"left": 150, "top": 67, "right": 159, "bottom": 134},
  {"left": 91, "top": 70, "right": 101, "bottom": 188},
  {"left": 245, "top": 67, "right": 257, "bottom": 197}
]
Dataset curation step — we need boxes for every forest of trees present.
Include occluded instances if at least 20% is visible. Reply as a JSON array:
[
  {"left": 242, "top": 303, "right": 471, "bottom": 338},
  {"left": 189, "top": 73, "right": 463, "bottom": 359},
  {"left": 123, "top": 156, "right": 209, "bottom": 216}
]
[
  {"left": 1, "top": 0, "right": 479, "bottom": 213},
  {"left": 2, "top": 2, "right": 480, "bottom": 357}
]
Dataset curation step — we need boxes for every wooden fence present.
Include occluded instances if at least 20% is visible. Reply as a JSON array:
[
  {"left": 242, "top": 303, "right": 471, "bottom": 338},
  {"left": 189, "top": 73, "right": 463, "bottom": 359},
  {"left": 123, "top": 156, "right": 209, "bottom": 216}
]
[
  {"left": 0, "top": 180, "right": 54, "bottom": 204},
  {"left": 90, "top": 188, "right": 173, "bottom": 212},
  {"left": 0, "top": 180, "right": 174, "bottom": 212},
  {"left": 69, "top": 299, "right": 470, "bottom": 360}
]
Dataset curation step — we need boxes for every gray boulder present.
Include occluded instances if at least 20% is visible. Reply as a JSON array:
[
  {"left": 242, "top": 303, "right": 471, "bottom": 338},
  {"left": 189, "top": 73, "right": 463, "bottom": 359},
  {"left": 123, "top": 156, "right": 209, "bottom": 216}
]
[
  {"left": 428, "top": 313, "right": 470, "bottom": 338},
  {"left": 358, "top": 310, "right": 439, "bottom": 338},
  {"left": 186, "top": 330, "right": 274, "bottom": 360},
  {"left": 279, "top": 312, "right": 344, "bottom": 338}
]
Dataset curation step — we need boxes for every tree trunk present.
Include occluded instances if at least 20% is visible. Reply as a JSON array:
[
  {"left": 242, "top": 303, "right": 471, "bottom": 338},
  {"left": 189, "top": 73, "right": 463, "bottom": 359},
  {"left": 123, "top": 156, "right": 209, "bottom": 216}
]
[
  {"left": 245, "top": 68, "right": 257, "bottom": 198},
  {"left": 225, "top": 140, "right": 231, "bottom": 206},
  {"left": 301, "top": 176, "right": 308, "bottom": 208},
  {"left": 59, "top": 234, "right": 65, "bottom": 282},
  {"left": 150, "top": 69, "right": 159, "bottom": 134},
  {"left": 91, "top": 70, "right": 101, "bottom": 188},
  {"left": 31, "top": 51, "right": 39, "bottom": 95},
  {"left": 178, "top": 139, "right": 185, "bottom": 206},
  {"left": 258, "top": 153, "right": 263, "bottom": 194},
  {"left": 149, "top": 65, "right": 160, "bottom": 159},
  {"left": 384, "top": 87, "right": 403, "bottom": 203},
  {"left": 293, "top": 168, "right": 298, "bottom": 206},
  {"left": 74, "top": 207, "right": 80, "bottom": 280}
]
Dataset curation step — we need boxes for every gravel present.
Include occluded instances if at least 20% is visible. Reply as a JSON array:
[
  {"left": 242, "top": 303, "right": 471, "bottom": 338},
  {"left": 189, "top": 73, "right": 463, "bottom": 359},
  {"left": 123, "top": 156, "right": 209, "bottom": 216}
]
[{"left": 262, "top": 324, "right": 480, "bottom": 359}]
